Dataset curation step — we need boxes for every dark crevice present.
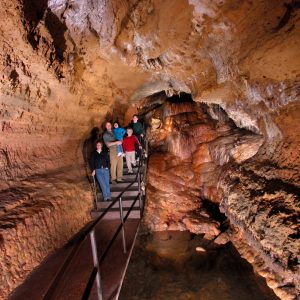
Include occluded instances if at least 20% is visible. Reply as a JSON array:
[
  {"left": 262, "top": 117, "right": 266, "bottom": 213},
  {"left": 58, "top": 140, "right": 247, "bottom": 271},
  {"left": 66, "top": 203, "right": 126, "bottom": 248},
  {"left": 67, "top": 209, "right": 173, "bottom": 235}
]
[
  {"left": 166, "top": 92, "right": 194, "bottom": 103},
  {"left": 202, "top": 198, "right": 227, "bottom": 224},
  {"left": 22, "top": 0, "right": 48, "bottom": 28},
  {"left": 9, "top": 70, "right": 19, "bottom": 88},
  {"left": 273, "top": 0, "right": 300, "bottom": 31},
  {"left": 45, "top": 10, "right": 67, "bottom": 63},
  {"left": 22, "top": 0, "right": 48, "bottom": 49}
]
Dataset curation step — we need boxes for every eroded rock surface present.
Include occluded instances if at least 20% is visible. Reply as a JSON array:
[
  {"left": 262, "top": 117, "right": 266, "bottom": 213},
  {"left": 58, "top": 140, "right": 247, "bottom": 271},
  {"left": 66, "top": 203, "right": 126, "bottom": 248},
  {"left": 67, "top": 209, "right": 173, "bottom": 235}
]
[
  {"left": 0, "top": 0, "right": 299, "bottom": 298},
  {"left": 142, "top": 94, "right": 299, "bottom": 298},
  {"left": 143, "top": 99, "right": 262, "bottom": 233}
]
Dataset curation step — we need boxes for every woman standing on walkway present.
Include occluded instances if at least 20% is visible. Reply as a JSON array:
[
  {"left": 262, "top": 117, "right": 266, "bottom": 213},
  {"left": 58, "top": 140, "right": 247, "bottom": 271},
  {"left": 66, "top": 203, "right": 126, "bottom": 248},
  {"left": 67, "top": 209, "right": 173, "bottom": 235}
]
[{"left": 90, "top": 141, "right": 111, "bottom": 201}]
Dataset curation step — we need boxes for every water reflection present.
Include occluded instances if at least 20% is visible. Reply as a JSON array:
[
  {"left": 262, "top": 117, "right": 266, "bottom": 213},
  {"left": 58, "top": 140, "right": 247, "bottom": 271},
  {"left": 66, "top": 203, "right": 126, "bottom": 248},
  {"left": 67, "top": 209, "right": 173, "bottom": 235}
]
[{"left": 120, "top": 231, "right": 278, "bottom": 300}]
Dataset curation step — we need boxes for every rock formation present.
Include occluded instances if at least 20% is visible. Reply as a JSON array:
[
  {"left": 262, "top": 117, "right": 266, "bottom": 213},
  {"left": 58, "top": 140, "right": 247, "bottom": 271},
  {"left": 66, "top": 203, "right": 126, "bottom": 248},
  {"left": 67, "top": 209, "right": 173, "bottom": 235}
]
[
  {"left": 0, "top": 0, "right": 299, "bottom": 298},
  {"left": 142, "top": 93, "right": 299, "bottom": 298}
]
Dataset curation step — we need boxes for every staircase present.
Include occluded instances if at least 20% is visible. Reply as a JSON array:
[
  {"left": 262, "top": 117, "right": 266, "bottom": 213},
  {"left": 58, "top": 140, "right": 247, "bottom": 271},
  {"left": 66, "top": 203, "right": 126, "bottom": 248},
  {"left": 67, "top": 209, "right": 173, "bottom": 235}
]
[
  {"left": 17, "top": 139, "right": 148, "bottom": 300},
  {"left": 91, "top": 159, "right": 145, "bottom": 219}
]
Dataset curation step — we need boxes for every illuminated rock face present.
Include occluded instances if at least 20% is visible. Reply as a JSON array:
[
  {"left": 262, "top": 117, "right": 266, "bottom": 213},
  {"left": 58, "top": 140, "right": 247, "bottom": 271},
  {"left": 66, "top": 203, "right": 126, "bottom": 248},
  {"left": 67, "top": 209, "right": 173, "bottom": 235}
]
[
  {"left": 143, "top": 99, "right": 263, "bottom": 234},
  {"left": 142, "top": 95, "right": 299, "bottom": 298},
  {"left": 0, "top": 0, "right": 299, "bottom": 298}
]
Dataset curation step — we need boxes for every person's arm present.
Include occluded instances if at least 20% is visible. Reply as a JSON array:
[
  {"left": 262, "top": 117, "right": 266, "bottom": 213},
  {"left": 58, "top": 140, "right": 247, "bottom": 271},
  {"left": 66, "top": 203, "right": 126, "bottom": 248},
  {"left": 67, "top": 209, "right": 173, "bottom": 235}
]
[
  {"left": 105, "top": 151, "right": 110, "bottom": 167},
  {"left": 90, "top": 152, "right": 96, "bottom": 176},
  {"left": 137, "top": 122, "right": 143, "bottom": 135},
  {"left": 121, "top": 128, "right": 126, "bottom": 137},
  {"left": 103, "top": 132, "right": 121, "bottom": 147},
  {"left": 122, "top": 138, "right": 127, "bottom": 152},
  {"left": 135, "top": 136, "right": 142, "bottom": 149},
  {"left": 107, "top": 140, "right": 122, "bottom": 147}
]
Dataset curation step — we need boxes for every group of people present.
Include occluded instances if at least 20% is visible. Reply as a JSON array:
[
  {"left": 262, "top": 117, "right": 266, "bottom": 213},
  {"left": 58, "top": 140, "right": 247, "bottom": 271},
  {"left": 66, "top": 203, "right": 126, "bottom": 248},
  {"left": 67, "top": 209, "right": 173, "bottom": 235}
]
[{"left": 89, "top": 115, "right": 144, "bottom": 201}]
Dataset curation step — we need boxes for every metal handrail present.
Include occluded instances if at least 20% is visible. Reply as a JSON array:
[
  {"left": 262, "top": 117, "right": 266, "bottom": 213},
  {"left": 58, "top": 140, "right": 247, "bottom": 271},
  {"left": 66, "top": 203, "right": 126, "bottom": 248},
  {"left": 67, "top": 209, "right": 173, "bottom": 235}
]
[
  {"left": 80, "top": 195, "right": 140, "bottom": 300},
  {"left": 42, "top": 146, "right": 146, "bottom": 300},
  {"left": 81, "top": 155, "right": 144, "bottom": 299}
]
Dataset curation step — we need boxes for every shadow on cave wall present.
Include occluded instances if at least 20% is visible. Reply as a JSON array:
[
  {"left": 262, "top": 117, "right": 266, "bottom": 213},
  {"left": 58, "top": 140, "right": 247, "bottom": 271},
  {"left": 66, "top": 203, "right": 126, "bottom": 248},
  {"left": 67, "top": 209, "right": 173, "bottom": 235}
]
[
  {"left": 22, "top": 0, "right": 67, "bottom": 63},
  {"left": 22, "top": 0, "right": 48, "bottom": 49},
  {"left": 45, "top": 9, "right": 67, "bottom": 63}
]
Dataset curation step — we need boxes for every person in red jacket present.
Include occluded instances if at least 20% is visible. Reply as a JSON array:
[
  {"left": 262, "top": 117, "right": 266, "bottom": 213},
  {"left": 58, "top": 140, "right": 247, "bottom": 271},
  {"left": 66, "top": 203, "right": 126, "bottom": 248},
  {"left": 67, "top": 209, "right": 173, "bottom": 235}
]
[{"left": 122, "top": 128, "right": 142, "bottom": 173}]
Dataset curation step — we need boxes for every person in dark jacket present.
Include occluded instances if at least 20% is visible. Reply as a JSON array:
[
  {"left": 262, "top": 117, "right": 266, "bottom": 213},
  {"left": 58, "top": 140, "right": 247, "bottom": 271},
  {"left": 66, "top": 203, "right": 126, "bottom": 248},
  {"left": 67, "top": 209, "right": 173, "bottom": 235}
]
[
  {"left": 90, "top": 141, "right": 111, "bottom": 201},
  {"left": 132, "top": 115, "right": 143, "bottom": 141},
  {"left": 131, "top": 115, "right": 144, "bottom": 160}
]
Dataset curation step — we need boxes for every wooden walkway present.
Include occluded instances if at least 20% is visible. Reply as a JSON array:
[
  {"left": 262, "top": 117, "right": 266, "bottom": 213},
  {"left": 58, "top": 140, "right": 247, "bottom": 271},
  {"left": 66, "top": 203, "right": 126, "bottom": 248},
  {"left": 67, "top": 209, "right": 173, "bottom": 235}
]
[
  {"left": 10, "top": 219, "right": 140, "bottom": 300},
  {"left": 10, "top": 149, "right": 147, "bottom": 300}
]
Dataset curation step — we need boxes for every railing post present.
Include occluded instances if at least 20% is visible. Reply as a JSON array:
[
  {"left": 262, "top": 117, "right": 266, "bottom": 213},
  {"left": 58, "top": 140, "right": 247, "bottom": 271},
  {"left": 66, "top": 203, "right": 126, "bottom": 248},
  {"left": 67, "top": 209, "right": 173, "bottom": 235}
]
[
  {"left": 92, "top": 176, "right": 98, "bottom": 210},
  {"left": 138, "top": 172, "right": 143, "bottom": 218},
  {"left": 90, "top": 230, "right": 103, "bottom": 300},
  {"left": 119, "top": 197, "right": 127, "bottom": 253}
]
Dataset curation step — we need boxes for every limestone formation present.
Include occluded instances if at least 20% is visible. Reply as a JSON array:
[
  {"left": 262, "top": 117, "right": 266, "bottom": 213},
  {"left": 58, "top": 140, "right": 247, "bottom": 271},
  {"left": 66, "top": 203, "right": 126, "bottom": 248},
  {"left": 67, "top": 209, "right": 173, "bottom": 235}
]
[{"left": 0, "top": 0, "right": 299, "bottom": 298}]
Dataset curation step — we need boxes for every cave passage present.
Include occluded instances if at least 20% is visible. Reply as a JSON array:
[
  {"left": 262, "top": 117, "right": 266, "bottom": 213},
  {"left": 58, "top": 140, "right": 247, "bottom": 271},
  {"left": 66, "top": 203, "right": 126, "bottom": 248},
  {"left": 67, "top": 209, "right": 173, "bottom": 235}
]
[{"left": 1, "top": 0, "right": 300, "bottom": 298}]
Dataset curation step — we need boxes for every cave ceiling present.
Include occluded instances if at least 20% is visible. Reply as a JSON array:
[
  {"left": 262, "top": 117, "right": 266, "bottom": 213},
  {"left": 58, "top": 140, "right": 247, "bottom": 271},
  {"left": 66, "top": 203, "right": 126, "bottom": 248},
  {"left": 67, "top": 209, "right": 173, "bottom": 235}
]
[{"left": 41, "top": 1, "right": 300, "bottom": 104}]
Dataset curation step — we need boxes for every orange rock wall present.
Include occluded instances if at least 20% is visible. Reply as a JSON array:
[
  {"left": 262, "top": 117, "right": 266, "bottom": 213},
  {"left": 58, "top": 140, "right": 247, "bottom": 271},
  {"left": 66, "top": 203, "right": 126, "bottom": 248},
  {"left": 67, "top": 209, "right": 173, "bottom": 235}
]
[
  {"left": 0, "top": 0, "right": 299, "bottom": 298},
  {"left": 142, "top": 97, "right": 299, "bottom": 298}
]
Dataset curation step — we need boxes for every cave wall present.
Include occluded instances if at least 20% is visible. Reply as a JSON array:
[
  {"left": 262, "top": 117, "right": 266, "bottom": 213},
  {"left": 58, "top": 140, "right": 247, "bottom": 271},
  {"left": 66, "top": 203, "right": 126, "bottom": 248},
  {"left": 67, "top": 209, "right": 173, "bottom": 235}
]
[
  {"left": 0, "top": 0, "right": 299, "bottom": 298},
  {"left": 142, "top": 96, "right": 299, "bottom": 298},
  {"left": 0, "top": 0, "right": 128, "bottom": 297}
]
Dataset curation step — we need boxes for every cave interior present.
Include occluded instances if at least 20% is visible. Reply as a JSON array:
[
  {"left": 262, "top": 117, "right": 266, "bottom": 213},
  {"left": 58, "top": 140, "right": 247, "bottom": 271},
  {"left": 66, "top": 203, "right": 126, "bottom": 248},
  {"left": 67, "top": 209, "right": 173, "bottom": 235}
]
[{"left": 0, "top": 0, "right": 299, "bottom": 299}]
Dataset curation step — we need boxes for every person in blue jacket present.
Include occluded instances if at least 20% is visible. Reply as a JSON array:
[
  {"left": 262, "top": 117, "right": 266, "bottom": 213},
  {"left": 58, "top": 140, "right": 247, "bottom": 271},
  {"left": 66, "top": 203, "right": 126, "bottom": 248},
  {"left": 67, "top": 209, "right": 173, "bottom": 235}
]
[{"left": 113, "top": 122, "right": 126, "bottom": 156}]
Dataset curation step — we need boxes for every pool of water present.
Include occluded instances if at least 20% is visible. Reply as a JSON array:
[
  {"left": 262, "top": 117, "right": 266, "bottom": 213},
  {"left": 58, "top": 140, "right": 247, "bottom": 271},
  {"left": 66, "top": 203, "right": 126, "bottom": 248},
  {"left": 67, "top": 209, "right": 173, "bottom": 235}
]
[{"left": 120, "top": 231, "right": 279, "bottom": 300}]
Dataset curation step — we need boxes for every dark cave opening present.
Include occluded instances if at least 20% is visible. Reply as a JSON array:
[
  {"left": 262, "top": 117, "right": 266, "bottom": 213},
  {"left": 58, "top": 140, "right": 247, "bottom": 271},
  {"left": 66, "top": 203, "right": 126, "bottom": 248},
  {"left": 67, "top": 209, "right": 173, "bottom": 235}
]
[{"left": 166, "top": 92, "right": 194, "bottom": 103}]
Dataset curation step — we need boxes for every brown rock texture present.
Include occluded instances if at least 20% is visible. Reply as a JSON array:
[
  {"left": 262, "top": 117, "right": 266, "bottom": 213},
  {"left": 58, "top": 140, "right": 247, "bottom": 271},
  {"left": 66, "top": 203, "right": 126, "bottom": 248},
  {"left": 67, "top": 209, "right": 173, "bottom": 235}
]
[
  {"left": 143, "top": 99, "right": 262, "bottom": 234},
  {"left": 142, "top": 94, "right": 299, "bottom": 298},
  {"left": 0, "top": 169, "right": 92, "bottom": 299},
  {"left": 0, "top": 0, "right": 299, "bottom": 298}
]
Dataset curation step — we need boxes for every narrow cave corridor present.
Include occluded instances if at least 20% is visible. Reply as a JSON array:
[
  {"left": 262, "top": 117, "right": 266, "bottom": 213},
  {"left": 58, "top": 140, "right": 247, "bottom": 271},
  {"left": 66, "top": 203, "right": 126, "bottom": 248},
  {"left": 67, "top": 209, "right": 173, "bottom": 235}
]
[{"left": 1, "top": 0, "right": 300, "bottom": 299}]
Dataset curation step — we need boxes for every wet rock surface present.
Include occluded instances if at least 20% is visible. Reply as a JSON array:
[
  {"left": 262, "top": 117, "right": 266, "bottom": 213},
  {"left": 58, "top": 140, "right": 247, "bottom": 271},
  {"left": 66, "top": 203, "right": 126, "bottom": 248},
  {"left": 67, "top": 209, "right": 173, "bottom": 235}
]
[
  {"left": 120, "top": 231, "right": 279, "bottom": 300},
  {"left": 0, "top": 0, "right": 299, "bottom": 298},
  {"left": 143, "top": 99, "right": 261, "bottom": 234},
  {"left": 142, "top": 95, "right": 300, "bottom": 298}
]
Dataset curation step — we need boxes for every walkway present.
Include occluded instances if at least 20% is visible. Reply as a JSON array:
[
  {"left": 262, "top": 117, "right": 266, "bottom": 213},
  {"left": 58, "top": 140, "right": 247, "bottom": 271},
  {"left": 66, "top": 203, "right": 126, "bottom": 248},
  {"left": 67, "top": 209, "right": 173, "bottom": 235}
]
[
  {"left": 10, "top": 154, "right": 146, "bottom": 300},
  {"left": 10, "top": 219, "right": 139, "bottom": 300}
]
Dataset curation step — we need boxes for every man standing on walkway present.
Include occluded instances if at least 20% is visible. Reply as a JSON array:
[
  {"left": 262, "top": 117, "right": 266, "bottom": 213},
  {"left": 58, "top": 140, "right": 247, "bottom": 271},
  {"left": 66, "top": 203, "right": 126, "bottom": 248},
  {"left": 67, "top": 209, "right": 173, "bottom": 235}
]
[
  {"left": 132, "top": 115, "right": 144, "bottom": 160},
  {"left": 132, "top": 115, "right": 144, "bottom": 142},
  {"left": 103, "top": 122, "right": 123, "bottom": 183}
]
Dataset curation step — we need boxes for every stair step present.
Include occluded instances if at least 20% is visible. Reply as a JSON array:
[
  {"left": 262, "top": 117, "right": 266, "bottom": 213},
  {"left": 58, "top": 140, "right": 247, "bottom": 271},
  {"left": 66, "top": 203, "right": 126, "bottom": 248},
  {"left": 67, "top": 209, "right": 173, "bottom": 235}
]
[
  {"left": 97, "top": 199, "right": 140, "bottom": 210},
  {"left": 122, "top": 173, "right": 138, "bottom": 178},
  {"left": 96, "top": 195, "right": 139, "bottom": 201},
  {"left": 91, "top": 209, "right": 140, "bottom": 219},
  {"left": 110, "top": 186, "right": 138, "bottom": 192},
  {"left": 110, "top": 182, "right": 138, "bottom": 188},
  {"left": 100, "top": 206, "right": 140, "bottom": 212},
  {"left": 111, "top": 190, "right": 139, "bottom": 197},
  {"left": 97, "top": 190, "right": 139, "bottom": 199}
]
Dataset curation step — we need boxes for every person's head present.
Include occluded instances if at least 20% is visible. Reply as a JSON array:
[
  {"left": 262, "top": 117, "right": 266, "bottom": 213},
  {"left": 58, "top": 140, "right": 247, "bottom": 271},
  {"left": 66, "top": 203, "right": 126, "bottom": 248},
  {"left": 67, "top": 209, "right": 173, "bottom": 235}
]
[
  {"left": 132, "top": 115, "right": 138, "bottom": 123},
  {"left": 113, "top": 122, "right": 119, "bottom": 129},
  {"left": 127, "top": 127, "right": 133, "bottom": 137},
  {"left": 105, "top": 122, "right": 112, "bottom": 131},
  {"left": 95, "top": 140, "right": 103, "bottom": 151}
]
